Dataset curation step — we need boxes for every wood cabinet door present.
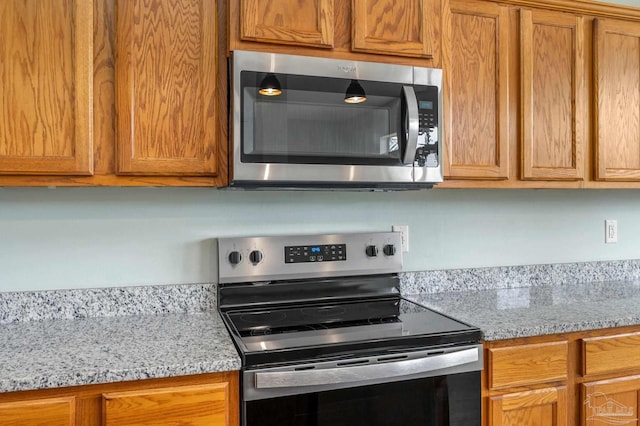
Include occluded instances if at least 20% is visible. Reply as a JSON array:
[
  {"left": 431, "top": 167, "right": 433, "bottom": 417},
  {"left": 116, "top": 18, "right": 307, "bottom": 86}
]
[
  {"left": 582, "top": 376, "right": 640, "bottom": 426},
  {"left": 351, "top": 0, "right": 436, "bottom": 58},
  {"left": 0, "top": 396, "right": 75, "bottom": 426},
  {"left": 103, "top": 383, "right": 231, "bottom": 426},
  {"left": 240, "top": 0, "right": 334, "bottom": 48},
  {"left": 594, "top": 19, "right": 640, "bottom": 181},
  {"left": 0, "top": 1, "right": 93, "bottom": 175},
  {"left": 490, "top": 387, "right": 567, "bottom": 426},
  {"left": 520, "top": 9, "right": 585, "bottom": 181},
  {"left": 116, "top": 0, "right": 218, "bottom": 176},
  {"left": 444, "top": 0, "right": 509, "bottom": 179}
]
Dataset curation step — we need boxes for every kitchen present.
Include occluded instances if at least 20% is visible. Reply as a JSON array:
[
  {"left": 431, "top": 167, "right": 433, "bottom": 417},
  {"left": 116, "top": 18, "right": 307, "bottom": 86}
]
[{"left": 2, "top": 0, "right": 640, "bottom": 425}]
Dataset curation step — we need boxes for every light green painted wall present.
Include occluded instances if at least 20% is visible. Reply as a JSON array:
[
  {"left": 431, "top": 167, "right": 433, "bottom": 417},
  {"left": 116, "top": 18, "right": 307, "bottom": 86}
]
[{"left": 2, "top": 187, "right": 640, "bottom": 292}]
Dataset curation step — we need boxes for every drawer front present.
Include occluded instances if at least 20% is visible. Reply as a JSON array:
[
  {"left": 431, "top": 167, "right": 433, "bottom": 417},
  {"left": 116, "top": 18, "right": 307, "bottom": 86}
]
[
  {"left": 0, "top": 396, "right": 75, "bottom": 426},
  {"left": 583, "top": 332, "right": 640, "bottom": 376},
  {"left": 488, "top": 341, "right": 568, "bottom": 390}
]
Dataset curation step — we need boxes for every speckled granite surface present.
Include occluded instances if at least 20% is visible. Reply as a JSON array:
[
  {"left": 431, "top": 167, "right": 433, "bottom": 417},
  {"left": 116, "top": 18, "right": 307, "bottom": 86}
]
[
  {"left": 0, "top": 311, "right": 241, "bottom": 393},
  {"left": 408, "top": 280, "right": 640, "bottom": 341},
  {"left": 400, "top": 259, "right": 640, "bottom": 294},
  {"left": 0, "top": 284, "right": 216, "bottom": 324}
]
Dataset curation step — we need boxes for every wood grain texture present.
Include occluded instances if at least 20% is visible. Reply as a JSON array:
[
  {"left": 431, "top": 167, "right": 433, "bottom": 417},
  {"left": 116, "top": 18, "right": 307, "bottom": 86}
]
[
  {"left": 351, "top": 0, "right": 434, "bottom": 57},
  {"left": 0, "top": 0, "right": 93, "bottom": 175},
  {"left": 582, "top": 377, "right": 640, "bottom": 426},
  {"left": 0, "top": 396, "right": 75, "bottom": 426},
  {"left": 241, "top": 0, "right": 334, "bottom": 47},
  {"left": 583, "top": 332, "right": 640, "bottom": 377},
  {"left": 594, "top": 18, "right": 640, "bottom": 181},
  {"left": 520, "top": 9, "right": 584, "bottom": 181},
  {"left": 103, "top": 383, "right": 230, "bottom": 426},
  {"left": 444, "top": 0, "right": 509, "bottom": 179},
  {"left": 488, "top": 341, "right": 568, "bottom": 390},
  {"left": 116, "top": 0, "right": 218, "bottom": 176},
  {"left": 490, "top": 387, "right": 567, "bottom": 426},
  {"left": 0, "top": 372, "right": 238, "bottom": 426}
]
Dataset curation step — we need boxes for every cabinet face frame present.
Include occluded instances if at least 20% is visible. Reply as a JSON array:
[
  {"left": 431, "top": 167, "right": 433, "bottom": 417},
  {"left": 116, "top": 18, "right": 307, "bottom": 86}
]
[
  {"left": 115, "top": 0, "right": 219, "bottom": 176},
  {"left": 0, "top": 1, "right": 93, "bottom": 176},
  {"left": 351, "top": 0, "right": 435, "bottom": 58},
  {"left": 240, "top": 0, "right": 335, "bottom": 48},
  {"left": 520, "top": 9, "right": 585, "bottom": 181},
  {"left": 443, "top": 0, "right": 510, "bottom": 180},
  {"left": 593, "top": 18, "right": 640, "bottom": 181}
]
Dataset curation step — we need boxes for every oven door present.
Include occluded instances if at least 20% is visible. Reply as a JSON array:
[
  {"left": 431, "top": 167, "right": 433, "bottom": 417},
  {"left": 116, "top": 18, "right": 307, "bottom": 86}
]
[
  {"left": 231, "top": 50, "right": 442, "bottom": 188},
  {"left": 242, "top": 344, "right": 482, "bottom": 426}
]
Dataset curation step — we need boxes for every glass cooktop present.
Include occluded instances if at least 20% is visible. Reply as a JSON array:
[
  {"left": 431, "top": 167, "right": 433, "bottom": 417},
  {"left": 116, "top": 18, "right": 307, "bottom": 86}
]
[{"left": 221, "top": 297, "right": 480, "bottom": 365}]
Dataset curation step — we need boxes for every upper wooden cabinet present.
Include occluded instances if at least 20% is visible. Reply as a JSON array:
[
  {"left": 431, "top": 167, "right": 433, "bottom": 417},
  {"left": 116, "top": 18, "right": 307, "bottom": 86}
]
[
  {"left": 443, "top": 0, "right": 510, "bottom": 180},
  {"left": 0, "top": 0, "right": 93, "bottom": 176},
  {"left": 351, "top": 0, "right": 436, "bottom": 57},
  {"left": 240, "top": 0, "right": 334, "bottom": 48},
  {"left": 115, "top": 0, "right": 219, "bottom": 176},
  {"left": 594, "top": 18, "right": 640, "bottom": 181},
  {"left": 232, "top": 0, "right": 441, "bottom": 60},
  {"left": 520, "top": 9, "right": 585, "bottom": 181}
]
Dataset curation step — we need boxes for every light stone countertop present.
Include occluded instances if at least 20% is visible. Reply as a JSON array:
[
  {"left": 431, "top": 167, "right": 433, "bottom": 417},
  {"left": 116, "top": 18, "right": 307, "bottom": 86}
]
[
  {"left": 0, "top": 311, "right": 241, "bottom": 393},
  {"left": 408, "top": 280, "right": 640, "bottom": 341}
]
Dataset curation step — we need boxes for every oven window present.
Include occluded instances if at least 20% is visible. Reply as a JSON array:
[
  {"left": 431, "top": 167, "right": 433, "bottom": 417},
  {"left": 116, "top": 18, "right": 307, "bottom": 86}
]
[
  {"left": 244, "top": 372, "right": 480, "bottom": 426},
  {"left": 241, "top": 71, "right": 405, "bottom": 166}
]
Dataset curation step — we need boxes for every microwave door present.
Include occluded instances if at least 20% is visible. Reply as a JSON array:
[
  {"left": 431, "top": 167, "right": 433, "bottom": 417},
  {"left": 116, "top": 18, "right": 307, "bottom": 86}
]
[{"left": 401, "top": 86, "right": 419, "bottom": 165}]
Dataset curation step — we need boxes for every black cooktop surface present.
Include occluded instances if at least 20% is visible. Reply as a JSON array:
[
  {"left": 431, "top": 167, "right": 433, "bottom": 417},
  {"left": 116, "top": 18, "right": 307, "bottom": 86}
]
[{"left": 221, "top": 297, "right": 481, "bottom": 367}]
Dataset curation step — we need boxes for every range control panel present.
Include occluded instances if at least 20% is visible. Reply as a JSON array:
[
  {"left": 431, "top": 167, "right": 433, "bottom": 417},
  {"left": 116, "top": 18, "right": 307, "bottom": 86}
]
[
  {"left": 218, "top": 232, "right": 403, "bottom": 284},
  {"left": 285, "top": 244, "right": 346, "bottom": 263}
]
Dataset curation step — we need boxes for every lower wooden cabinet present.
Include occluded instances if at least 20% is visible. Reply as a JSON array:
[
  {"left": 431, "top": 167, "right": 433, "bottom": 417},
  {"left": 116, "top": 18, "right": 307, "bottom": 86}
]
[
  {"left": 0, "top": 371, "right": 238, "bottom": 426},
  {"left": 484, "top": 326, "right": 640, "bottom": 426},
  {"left": 489, "top": 386, "right": 567, "bottom": 426},
  {"left": 0, "top": 396, "right": 75, "bottom": 426}
]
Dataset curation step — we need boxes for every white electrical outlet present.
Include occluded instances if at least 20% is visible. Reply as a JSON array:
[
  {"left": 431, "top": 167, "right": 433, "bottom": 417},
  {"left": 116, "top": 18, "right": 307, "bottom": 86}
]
[
  {"left": 605, "top": 219, "right": 618, "bottom": 244},
  {"left": 392, "top": 225, "right": 409, "bottom": 252}
]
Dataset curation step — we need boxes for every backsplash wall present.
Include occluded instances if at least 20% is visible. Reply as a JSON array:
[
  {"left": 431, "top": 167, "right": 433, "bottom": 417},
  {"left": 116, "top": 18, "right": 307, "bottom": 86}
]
[{"left": 2, "top": 187, "right": 640, "bottom": 292}]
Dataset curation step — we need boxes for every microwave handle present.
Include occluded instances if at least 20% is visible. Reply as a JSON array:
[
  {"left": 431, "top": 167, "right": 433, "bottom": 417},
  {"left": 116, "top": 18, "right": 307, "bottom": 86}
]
[{"left": 401, "top": 86, "right": 419, "bottom": 165}]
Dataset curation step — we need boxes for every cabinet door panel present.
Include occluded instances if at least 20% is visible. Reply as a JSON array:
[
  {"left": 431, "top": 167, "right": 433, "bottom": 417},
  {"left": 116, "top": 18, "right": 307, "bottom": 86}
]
[
  {"left": 444, "top": 0, "right": 509, "bottom": 179},
  {"left": 520, "top": 10, "right": 584, "bottom": 181},
  {"left": 0, "top": 1, "right": 92, "bottom": 175},
  {"left": 352, "top": 0, "right": 435, "bottom": 57},
  {"left": 241, "top": 0, "right": 334, "bottom": 48},
  {"left": 582, "top": 376, "right": 640, "bottom": 426},
  {"left": 490, "top": 387, "right": 567, "bottom": 426},
  {"left": 0, "top": 396, "right": 75, "bottom": 426},
  {"left": 594, "top": 19, "right": 640, "bottom": 181},
  {"left": 103, "top": 383, "right": 230, "bottom": 426},
  {"left": 116, "top": 0, "right": 218, "bottom": 175}
]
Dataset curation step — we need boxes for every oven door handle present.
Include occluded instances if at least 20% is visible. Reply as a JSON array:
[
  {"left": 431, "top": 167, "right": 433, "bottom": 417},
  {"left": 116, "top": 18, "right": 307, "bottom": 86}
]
[{"left": 254, "top": 346, "right": 480, "bottom": 389}]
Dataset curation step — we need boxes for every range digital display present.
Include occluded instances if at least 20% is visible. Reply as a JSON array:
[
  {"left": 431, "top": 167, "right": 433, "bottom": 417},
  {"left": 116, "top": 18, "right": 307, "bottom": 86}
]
[{"left": 285, "top": 244, "right": 347, "bottom": 263}]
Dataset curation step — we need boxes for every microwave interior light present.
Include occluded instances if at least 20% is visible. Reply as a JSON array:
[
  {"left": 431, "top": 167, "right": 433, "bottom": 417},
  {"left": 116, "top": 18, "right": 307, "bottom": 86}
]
[
  {"left": 344, "top": 80, "right": 367, "bottom": 104},
  {"left": 258, "top": 73, "right": 282, "bottom": 96}
]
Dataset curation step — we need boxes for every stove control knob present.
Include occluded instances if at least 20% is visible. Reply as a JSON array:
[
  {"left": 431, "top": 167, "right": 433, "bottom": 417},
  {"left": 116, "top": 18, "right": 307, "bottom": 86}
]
[
  {"left": 383, "top": 244, "right": 396, "bottom": 256},
  {"left": 249, "top": 250, "right": 263, "bottom": 265},
  {"left": 365, "top": 245, "right": 378, "bottom": 257},
  {"left": 228, "top": 251, "right": 242, "bottom": 265}
]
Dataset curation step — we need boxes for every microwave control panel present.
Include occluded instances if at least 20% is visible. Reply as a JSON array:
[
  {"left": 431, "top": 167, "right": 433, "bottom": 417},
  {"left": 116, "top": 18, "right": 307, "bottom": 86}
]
[{"left": 415, "top": 86, "right": 439, "bottom": 168}]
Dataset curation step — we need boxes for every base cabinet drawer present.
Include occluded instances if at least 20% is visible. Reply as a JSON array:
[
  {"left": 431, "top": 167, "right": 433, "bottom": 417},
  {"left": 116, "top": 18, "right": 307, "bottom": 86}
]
[
  {"left": 0, "top": 396, "right": 75, "bottom": 426},
  {"left": 488, "top": 341, "right": 568, "bottom": 390},
  {"left": 103, "top": 383, "right": 231, "bottom": 426},
  {"left": 582, "top": 332, "right": 640, "bottom": 376}
]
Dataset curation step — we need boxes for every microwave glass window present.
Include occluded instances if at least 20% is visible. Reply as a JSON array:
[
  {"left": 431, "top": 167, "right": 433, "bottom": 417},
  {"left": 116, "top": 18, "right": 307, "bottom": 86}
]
[{"left": 241, "top": 71, "right": 404, "bottom": 166}]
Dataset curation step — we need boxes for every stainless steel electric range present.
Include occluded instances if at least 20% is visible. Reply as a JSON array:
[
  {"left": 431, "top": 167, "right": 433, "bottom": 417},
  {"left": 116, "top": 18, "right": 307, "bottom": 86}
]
[{"left": 218, "top": 232, "right": 482, "bottom": 426}]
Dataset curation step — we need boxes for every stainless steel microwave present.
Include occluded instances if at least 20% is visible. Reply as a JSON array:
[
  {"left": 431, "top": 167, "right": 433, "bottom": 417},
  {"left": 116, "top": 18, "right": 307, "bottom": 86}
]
[{"left": 230, "top": 50, "right": 443, "bottom": 190}]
